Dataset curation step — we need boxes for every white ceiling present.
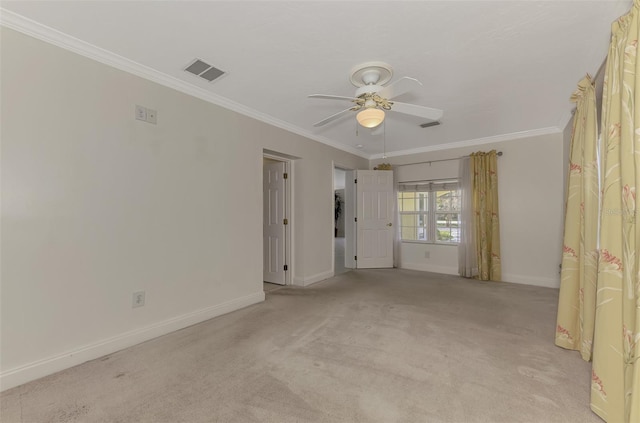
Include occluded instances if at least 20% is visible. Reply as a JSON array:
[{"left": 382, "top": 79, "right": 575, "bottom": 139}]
[{"left": 1, "top": 1, "right": 632, "bottom": 158}]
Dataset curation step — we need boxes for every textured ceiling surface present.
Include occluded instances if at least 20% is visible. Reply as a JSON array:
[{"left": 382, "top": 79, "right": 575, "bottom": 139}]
[{"left": 1, "top": 1, "right": 632, "bottom": 158}]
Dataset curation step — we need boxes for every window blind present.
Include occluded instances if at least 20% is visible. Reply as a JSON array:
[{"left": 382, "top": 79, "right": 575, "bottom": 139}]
[{"left": 397, "top": 179, "right": 459, "bottom": 192}]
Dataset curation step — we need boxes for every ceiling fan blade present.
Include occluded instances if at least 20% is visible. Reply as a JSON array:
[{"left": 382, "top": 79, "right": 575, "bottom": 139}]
[
  {"left": 308, "top": 94, "right": 359, "bottom": 101},
  {"left": 313, "top": 107, "right": 354, "bottom": 127},
  {"left": 390, "top": 101, "right": 444, "bottom": 121},
  {"left": 377, "top": 77, "right": 423, "bottom": 100}
]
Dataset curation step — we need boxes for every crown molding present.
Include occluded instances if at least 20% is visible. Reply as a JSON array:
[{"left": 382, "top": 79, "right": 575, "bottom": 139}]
[
  {"left": 556, "top": 110, "right": 575, "bottom": 133},
  {"left": 0, "top": 9, "right": 567, "bottom": 162},
  {"left": 369, "top": 126, "right": 562, "bottom": 160},
  {"left": 0, "top": 9, "right": 369, "bottom": 160}
]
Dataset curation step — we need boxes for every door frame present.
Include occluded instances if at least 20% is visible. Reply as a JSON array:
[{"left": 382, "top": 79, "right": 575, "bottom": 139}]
[
  {"left": 333, "top": 163, "right": 356, "bottom": 275},
  {"left": 354, "top": 169, "right": 394, "bottom": 268},
  {"left": 263, "top": 153, "right": 293, "bottom": 285}
]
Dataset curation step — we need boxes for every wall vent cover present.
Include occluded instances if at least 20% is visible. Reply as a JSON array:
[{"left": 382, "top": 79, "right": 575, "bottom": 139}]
[
  {"left": 184, "top": 59, "right": 225, "bottom": 82},
  {"left": 420, "top": 121, "right": 441, "bottom": 128}
]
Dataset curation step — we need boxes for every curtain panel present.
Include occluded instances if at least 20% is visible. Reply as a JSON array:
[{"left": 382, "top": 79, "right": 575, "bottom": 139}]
[
  {"left": 470, "top": 151, "right": 502, "bottom": 281},
  {"left": 458, "top": 156, "right": 477, "bottom": 278},
  {"left": 591, "top": 2, "right": 640, "bottom": 420},
  {"left": 555, "top": 74, "right": 599, "bottom": 362},
  {"left": 557, "top": 3, "right": 640, "bottom": 421}
]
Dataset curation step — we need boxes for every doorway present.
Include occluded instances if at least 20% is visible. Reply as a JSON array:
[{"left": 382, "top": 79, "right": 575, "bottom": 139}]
[
  {"left": 263, "top": 154, "right": 291, "bottom": 286},
  {"left": 334, "top": 166, "right": 354, "bottom": 275},
  {"left": 334, "top": 168, "right": 394, "bottom": 273},
  {"left": 353, "top": 170, "right": 394, "bottom": 268}
]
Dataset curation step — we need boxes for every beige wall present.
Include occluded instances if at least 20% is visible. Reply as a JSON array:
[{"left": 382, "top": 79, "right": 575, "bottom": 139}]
[
  {"left": 1, "top": 28, "right": 367, "bottom": 389},
  {"left": 373, "top": 132, "right": 565, "bottom": 288},
  {"left": 1, "top": 26, "right": 566, "bottom": 391}
]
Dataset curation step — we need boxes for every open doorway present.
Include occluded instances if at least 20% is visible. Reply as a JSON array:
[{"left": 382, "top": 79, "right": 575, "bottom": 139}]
[
  {"left": 263, "top": 154, "right": 292, "bottom": 289},
  {"left": 334, "top": 166, "right": 354, "bottom": 275}
]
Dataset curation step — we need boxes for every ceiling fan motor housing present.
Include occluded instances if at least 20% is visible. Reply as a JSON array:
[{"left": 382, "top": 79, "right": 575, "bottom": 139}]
[
  {"left": 356, "top": 85, "right": 384, "bottom": 98},
  {"left": 363, "top": 98, "right": 377, "bottom": 109}
]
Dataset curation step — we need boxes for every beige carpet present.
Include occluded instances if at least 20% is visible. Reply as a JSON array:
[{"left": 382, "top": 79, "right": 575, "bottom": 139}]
[
  {"left": 1, "top": 269, "right": 598, "bottom": 422},
  {"left": 334, "top": 237, "right": 349, "bottom": 275}
]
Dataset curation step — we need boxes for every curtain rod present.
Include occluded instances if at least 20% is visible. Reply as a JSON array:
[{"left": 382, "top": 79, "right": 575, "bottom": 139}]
[
  {"left": 398, "top": 177, "right": 458, "bottom": 184},
  {"left": 394, "top": 151, "right": 503, "bottom": 167}
]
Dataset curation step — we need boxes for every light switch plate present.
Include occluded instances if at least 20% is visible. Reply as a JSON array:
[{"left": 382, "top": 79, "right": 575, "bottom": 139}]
[{"left": 135, "top": 105, "right": 147, "bottom": 121}]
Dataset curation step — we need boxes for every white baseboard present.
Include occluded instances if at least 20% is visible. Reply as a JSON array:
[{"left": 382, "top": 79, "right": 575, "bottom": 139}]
[
  {"left": 400, "top": 262, "right": 458, "bottom": 275},
  {"left": 501, "top": 273, "right": 560, "bottom": 288},
  {"left": 400, "top": 264, "right": 560, "bottom": 289},
  {"left": 293, "top": 270, "right": 334, "bottom": 287},
  {"left": 0, "top": 291, "right": 265, "bottom": 392}
]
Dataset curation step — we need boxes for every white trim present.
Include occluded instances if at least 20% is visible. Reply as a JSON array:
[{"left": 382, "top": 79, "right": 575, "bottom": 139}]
[
  {"left": 1, "top": 10, "right": 566, "bottom": 161},
  {"left": 332, "top": 163, "right": 337, "bottom": 276},
  {"left": 262, "top": 152, "right": 293, "bottom": 286},
  {"left": 501, "top": 273, "right": 560, "bottom": 289},
  {"left": 293, "top": 270, "right": 334, "bottom": 287},
  {"left": 0, "top": 291, "right": 265, "bottom": 392},
  {"left": 369, "top": 127, "right": 562, "bottom": 160},
  {"left": 288, "top": 162, "right": 295, "bottom": 286},
  {"left": 332, "top": 162, "right": 356, "bottom": 275},
  {"left": 0, "top": 9, "right": 368, "bottom": 160}
]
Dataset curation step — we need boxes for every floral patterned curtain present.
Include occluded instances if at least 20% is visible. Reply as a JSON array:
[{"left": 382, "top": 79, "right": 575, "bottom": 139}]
[
  {"left": 556, "top": 2, "right": 640, "bottom": 421},
  {"left": 592, "top": 2, "right": 640, "bottom": 420},
  {"left": 555, "top": 75, "right": 599, "bottom": 362},
  {"left": 470, "top": 151, "right": 501, "bottom": 281}
]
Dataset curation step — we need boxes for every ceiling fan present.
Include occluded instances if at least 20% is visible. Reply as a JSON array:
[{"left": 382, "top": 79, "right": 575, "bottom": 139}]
[{"left": 308, "top": 62, "right": 444, "bottom": 129}]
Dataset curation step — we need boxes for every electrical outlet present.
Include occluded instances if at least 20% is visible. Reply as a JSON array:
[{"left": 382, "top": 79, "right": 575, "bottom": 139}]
[
  {"left": 146, "top": 109, "right": 157, "bottom": 124},
  {"left": 135, "top": 105, "right": 147, "bottom": 121},
  {"left": 132, "top": 291, "right": 145, "bottom": 308}
]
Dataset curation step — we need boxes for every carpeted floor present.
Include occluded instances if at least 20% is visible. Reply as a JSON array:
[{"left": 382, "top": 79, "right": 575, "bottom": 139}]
[
  {"left": 263, "top": 282, "right": 285, "bottom": 292},
  {"left": 334, "top": 236, "right": 349, "bottom": 275},
  {"left": 1, "top": 269, "right": 598, "bottom": 422}
]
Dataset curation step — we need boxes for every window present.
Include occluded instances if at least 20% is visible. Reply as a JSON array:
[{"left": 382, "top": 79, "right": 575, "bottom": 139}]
[{"left": 398, "top": 180, "right": 460, "bottom": 244}]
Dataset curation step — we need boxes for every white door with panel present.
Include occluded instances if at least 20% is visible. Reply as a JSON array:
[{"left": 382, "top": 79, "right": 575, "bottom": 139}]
[
  {"left": 263, "top": 161, "right": 287, "bottom": 284},
  {"left": 356, "top": 170, "right": 394, "bottom": 268}
]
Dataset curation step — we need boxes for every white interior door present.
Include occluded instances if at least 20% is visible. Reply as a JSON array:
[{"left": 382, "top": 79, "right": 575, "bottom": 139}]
[
  {"left": 263, "top": 161, "right": 286, "bottom": 284},
  {"left": 356, "top": 170, "right": 394, "bottom": 269}
]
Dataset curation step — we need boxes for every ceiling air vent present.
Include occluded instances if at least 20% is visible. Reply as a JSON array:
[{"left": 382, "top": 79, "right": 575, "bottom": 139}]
[
  {"left": 184, "top": 59, "right": 225, "bottom": 82},
  {"left": 420, "top": 121, "right": 441, "bottom": 128}
]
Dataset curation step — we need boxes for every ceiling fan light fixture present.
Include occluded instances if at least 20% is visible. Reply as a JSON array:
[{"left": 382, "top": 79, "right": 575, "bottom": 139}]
[{"left": 357, "top": 108, "right": 385, "bottom": 128}]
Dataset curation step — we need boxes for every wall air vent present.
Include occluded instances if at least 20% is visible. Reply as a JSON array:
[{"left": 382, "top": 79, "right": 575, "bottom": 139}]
[
  {"left": 419, "top": 121, "right": 441, "bottom": 128},
  {"left": 184, "top": 59, "right": 225, "bottom": 82}
]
